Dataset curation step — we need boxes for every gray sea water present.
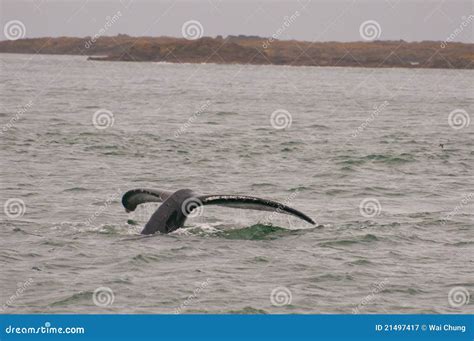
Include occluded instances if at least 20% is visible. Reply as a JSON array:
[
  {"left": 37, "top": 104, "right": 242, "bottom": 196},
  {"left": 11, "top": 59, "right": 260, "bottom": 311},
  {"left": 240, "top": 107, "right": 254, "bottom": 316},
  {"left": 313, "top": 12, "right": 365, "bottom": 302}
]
[{"left": 0, "top": 53, "right": 473, "bottom": 314}]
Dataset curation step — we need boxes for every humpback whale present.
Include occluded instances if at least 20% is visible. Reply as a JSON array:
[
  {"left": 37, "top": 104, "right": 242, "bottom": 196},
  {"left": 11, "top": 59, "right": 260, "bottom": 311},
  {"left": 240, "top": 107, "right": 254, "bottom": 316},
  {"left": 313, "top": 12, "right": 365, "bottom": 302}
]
[{"left": 122, "top": 188, "right": 315, "bottom": 235}]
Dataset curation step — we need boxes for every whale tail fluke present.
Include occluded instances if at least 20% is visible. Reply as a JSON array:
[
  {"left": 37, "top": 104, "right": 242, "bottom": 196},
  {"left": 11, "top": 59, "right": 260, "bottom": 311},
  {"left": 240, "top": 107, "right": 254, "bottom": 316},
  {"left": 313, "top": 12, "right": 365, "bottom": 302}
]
[
  {"left": 122, "top": 188, "right": 315, "bottom": 225},
  {"left": 122, "top": 188, "right": 173, "bottom": 212},
  {"left": 197, "top": 194, "right": 315, "bottom": 225}
]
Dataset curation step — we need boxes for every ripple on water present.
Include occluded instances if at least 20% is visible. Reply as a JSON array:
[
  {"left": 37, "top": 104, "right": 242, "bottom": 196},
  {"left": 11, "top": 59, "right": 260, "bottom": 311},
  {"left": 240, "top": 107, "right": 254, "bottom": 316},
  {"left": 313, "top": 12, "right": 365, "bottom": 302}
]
[
  {"left": 346, "top": 259, "right": 373, "bottom": 266},
  {"left": 211, "top": 224, "right": 308, "bottom": 241},
  {"left": 335, "top": 153, "right": 416, "bottom": 166},
  {"left": 247, "top": 256, "right": 270, "bottom": 263},
  {"left": 215, "top": 111, "right": 239, "bottom": 116},
  {"left": 2, "top": 55, "right": 472, "bottom": 314},
  {"left": 319, "top": 234, "right": 379, "bottom": 247},
  {"left": 63, "top": 187, "right": 89, "bottom": 192},
  {"left": 131, "top": 254, "right": 161, "bottom": 264},
  {"left": 227, "top": 307, "right": 268, "bottom": 314},
  {"left": 50, "top": 291, "right": 93, "bottom": 307},
  {"left": 310, "top": 273, "right": 354, "bottom": 282}
]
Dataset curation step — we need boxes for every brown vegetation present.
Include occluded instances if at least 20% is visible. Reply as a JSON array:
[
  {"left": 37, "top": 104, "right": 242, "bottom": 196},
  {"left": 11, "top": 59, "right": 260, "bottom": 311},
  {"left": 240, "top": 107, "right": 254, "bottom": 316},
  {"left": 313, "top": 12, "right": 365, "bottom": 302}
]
[{"left": 0, "top": 35, "right": 472, "bottom": 69}]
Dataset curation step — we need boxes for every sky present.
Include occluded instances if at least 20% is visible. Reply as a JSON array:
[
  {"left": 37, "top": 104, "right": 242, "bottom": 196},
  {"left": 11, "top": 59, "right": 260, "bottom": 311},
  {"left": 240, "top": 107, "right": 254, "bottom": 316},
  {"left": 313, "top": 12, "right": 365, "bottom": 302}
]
[{"left": 0, "top": 0, "right": 473, "bottom": 43}]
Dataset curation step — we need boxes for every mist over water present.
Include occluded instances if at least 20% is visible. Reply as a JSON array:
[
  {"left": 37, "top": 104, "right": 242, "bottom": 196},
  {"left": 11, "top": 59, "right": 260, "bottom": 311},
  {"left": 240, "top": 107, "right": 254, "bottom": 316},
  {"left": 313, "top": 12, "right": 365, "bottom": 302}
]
[{"left": 1, "top": 54, "right": 473, "bottom": 314}]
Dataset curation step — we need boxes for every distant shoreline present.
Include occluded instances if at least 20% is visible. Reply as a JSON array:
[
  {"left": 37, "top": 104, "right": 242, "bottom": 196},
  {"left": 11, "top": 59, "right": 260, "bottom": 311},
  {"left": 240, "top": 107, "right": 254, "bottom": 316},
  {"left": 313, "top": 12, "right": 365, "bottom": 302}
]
[{"left": 0, "top": 35, "right": 472, "bottom": 69}]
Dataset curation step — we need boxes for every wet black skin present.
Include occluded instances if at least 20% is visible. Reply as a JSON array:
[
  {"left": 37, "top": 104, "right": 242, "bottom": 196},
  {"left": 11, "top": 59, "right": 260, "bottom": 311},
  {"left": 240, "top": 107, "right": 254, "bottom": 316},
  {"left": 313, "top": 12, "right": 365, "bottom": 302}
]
[
  {"left": 123, "top": 188, "right": 316, "bottom": 235},
  {"left": 141, "top": 189, "right": 195, "bottom": 235}
]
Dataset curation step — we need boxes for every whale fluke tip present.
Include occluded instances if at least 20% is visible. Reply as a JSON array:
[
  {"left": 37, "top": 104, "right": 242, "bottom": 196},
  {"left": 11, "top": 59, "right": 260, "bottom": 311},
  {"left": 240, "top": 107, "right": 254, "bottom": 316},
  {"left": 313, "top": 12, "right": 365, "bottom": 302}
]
[{"left": 122, "top": 188, "right": 315, "bottom": 235}]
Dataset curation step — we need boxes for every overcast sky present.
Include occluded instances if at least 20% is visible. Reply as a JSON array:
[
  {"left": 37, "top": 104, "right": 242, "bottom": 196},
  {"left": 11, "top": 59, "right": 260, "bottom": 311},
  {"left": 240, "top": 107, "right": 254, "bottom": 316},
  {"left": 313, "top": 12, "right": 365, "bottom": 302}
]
[{"left": 1, "top": 0, "right": 473, "bottom": 43}]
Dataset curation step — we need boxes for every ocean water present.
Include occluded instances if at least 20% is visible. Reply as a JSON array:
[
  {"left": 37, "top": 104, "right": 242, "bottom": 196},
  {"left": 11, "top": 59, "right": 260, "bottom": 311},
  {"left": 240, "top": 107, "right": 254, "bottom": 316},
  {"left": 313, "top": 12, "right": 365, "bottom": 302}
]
[{"left": 0, "top": 53, "right": 472, "bottom": 314}]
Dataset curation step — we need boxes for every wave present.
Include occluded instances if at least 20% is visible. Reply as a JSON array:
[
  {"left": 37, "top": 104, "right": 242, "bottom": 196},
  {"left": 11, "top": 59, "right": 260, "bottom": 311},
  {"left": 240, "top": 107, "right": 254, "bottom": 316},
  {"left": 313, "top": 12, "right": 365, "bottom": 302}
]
[
  {"left": 319, "top": 233, "right": 379, "bottom": 247},
  {"left": 182, "top": 223, "right": 313, "bottom": 241},
  {"left": 226, "top": 306, "right": 268, "bottom": 314},
  {"left": 335, "top": 153, "right": 416, "bottom": 166},
  {"left": 215, "top": 111, "right": 239, "bottom": 116},
  {"left": 50, "top": 291, "right": 92, "bottom": 307}
]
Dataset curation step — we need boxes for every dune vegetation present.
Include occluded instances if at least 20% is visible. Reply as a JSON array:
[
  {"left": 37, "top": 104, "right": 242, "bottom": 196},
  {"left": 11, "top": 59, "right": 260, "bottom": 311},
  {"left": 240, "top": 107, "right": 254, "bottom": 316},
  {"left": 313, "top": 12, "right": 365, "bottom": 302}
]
[{"left": 0, "top": 35, "right": 472, "bottom": 69}]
